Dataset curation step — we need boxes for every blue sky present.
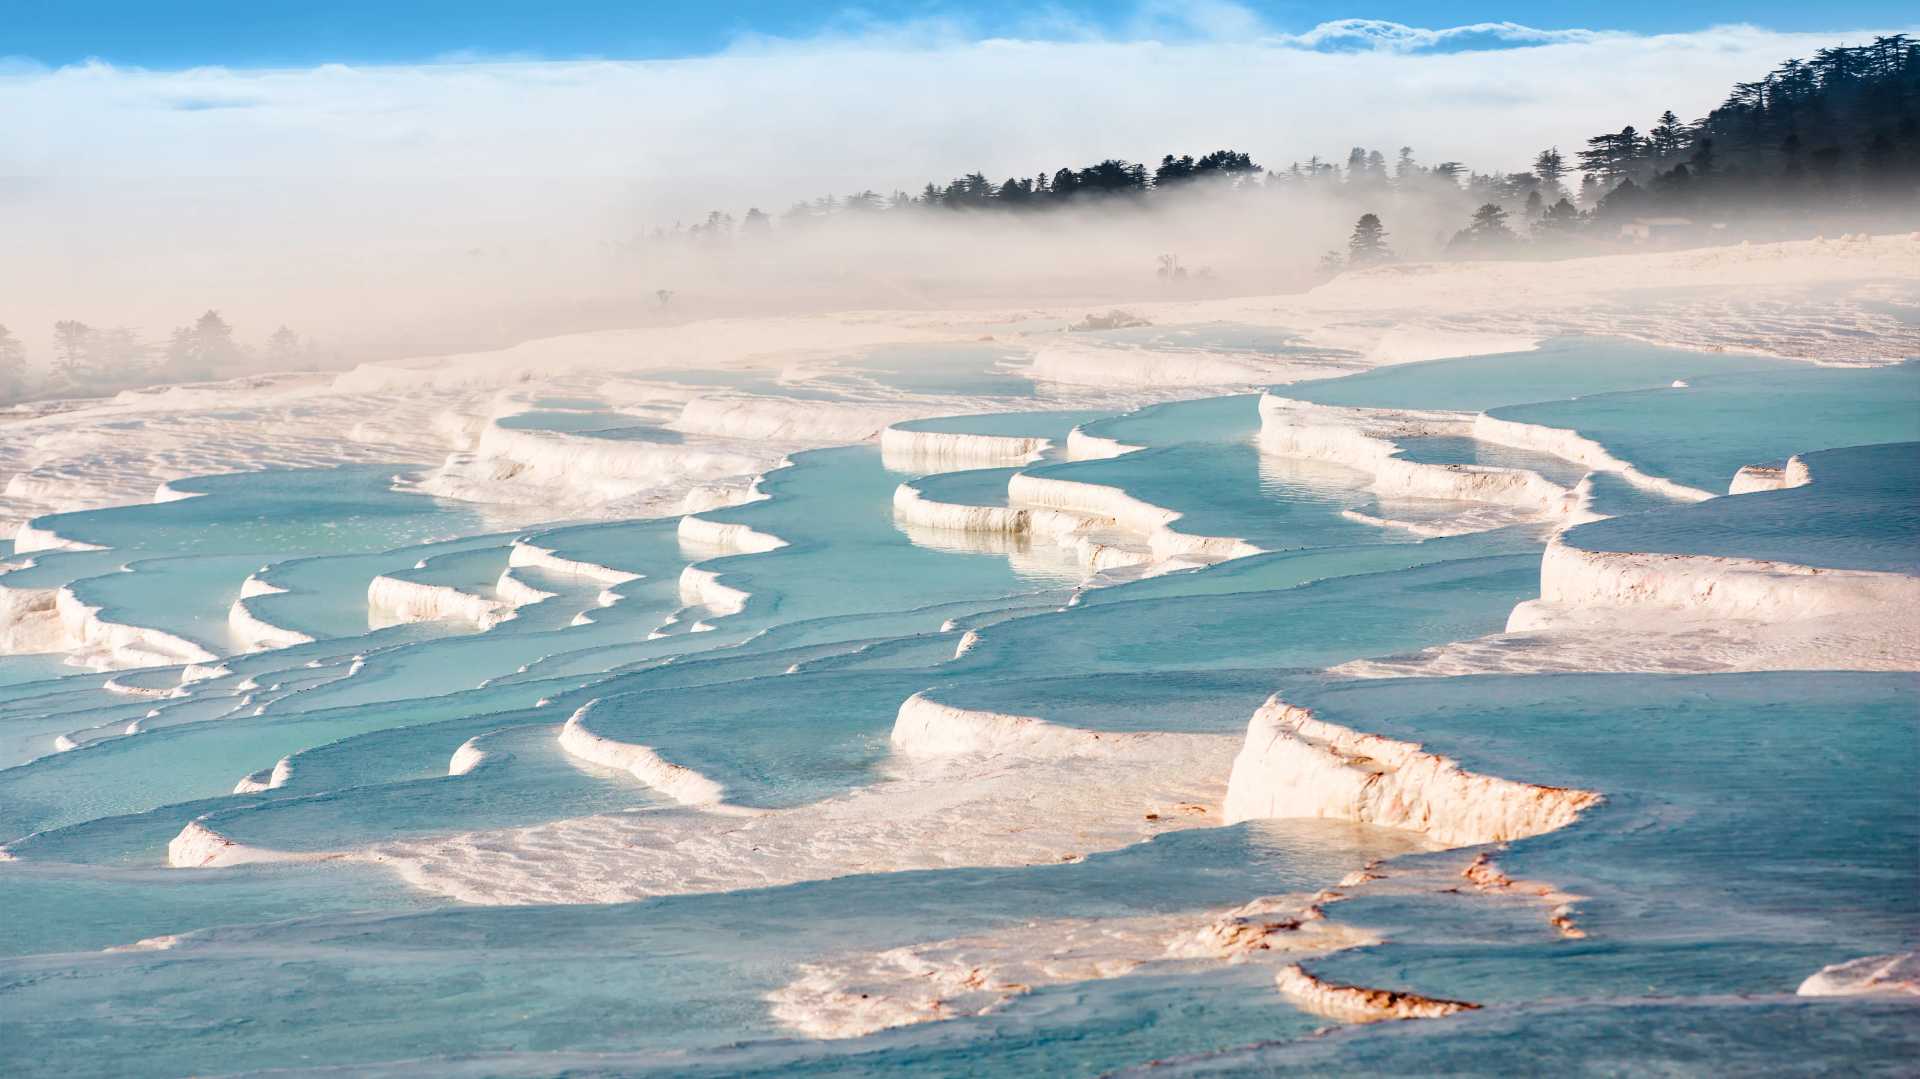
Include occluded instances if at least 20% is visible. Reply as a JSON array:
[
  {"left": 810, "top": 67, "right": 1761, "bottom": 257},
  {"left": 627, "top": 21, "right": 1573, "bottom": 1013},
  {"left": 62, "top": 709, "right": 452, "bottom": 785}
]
[{"left": 6, "top": 1, "right": 1907, "bottom": 68}]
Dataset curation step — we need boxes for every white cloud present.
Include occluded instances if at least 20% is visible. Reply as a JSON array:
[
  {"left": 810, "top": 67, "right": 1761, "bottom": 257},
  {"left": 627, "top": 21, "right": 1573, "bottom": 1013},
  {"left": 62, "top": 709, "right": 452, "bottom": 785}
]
[{"left": 1276, "top": 18, "right": 1611, "bottom": 51}]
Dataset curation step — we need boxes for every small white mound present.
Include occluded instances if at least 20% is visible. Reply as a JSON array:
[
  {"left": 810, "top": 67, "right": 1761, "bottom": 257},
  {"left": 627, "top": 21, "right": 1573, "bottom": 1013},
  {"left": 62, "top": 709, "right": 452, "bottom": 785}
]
[
  {"left": 448, "top": 737, "right": 491, "bottom": 777},
  {"left": 232, "top": 756, "right": 293, "bottom": 794},
  {"left": 676, "top": 565, "right": 752, "bottom": 617},
  {"left": 493, "top": 568, "right": 558, "bottom": 609},
  {"left": 226, "top": 576, "right": 316, "bottom": 652},
  {"left": 1728, "top": 454, "right": 1812, "bottom": 495},
  {"left": 1064, "top": 426, "right": 1143, "bottom": 460},
  {"left": 166, "top": 819, "right": 335, "bottom": 869}
]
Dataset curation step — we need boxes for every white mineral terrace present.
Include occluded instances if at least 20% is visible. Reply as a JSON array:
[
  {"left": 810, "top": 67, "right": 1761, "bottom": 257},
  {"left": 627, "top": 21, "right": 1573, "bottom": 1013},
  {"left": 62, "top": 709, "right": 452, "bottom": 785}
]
[
  {"left": 1258, "top": 395, "right": 1592, "bottom": 525},
  {"left": 878, "top": 425, "right": 1052, "bottom": 471}
]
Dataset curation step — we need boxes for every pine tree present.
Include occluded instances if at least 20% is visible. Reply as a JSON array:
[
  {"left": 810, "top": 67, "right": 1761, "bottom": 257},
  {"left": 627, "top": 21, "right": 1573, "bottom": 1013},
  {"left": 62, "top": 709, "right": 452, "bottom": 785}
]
[
  {"left": 0, "top": 324, "right": 23, "bottom": 398},
  {"left": 192, "top": 311, "right": 239, "bottom": 375},
  {"left": 93, "top": 327, "right": 150, "bottom": 382},
  {"left": 1449, "top": 203, "right": 1516, "bottom": 255},
  {"left": 1346, "top": 213, "right": 1392, "bottom": 265},
  {"left": 267, "top": 326, "right": 301, "bottom": 366},
  {"left": 1537, "top": 197, "right": 1584, "bottom": 237},
  {"left": 52, "top": 320, "right": 96, "bottom": 387},
  {"left": 1466, "top": 203, "right": 1512, "bottom": 235},
  {"left": 1649, "top": 110, "right": 1686, "bottom": 159},
  {"left": 1532, "top": 148, "right": 1568, "bottom": 193}
]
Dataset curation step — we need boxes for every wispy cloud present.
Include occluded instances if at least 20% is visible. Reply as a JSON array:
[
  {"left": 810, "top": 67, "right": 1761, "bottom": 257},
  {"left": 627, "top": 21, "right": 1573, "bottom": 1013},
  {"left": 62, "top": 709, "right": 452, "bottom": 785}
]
[
  {"left": 2, "top": 20, "right": 1891, "bottom": 204},
  {"left": 1277, "top": 18, "right": 1612, "bottom": 52}
]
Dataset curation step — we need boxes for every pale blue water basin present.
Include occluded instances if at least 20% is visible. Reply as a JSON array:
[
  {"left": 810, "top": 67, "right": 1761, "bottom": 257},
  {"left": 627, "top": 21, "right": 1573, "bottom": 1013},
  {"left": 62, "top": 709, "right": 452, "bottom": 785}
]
[
  {"left": 1025, "top": 443, "right": 1388, "bottom": 554},
  {"left": 0, "top": 654, "right": 78, "bottom": 687},
  {"left": 1392, "top": 435, "right": 1591, "bottom": 488},
  {"left": 1073, "top": 321, "right": 1351, "bottom": 358},
  {"left": 246, "top": 533, "right": 510, "bottom": 641},
  {"left": 1075, "top": 394, "right": 1260, "bottom": 449},
  {"left": 1278, "top": 336, "right": 1800, "bottom": 412},
  {"left": 541, "top": 669, "right": 939, "bottom": 809},
  {"left": 1, "top": 340, "right": 1912, "bottom": 1078},
  {"left": 957, "top": 554, "right": 1538, "bottom": 677},
  {"left": 6, "top": 466, "right": 493, "bottom": 656},
  {"left": 0, "top": 820, "right": 1425, "bottom": 1078},
  {"left": 0, "top": 858, "right": 432, "bottom": 959},
  {"left": 1132, "top": 997, "right": 1919, "bottom": 1077},
  {"left": 383, "top": 543, "right": 509, "bottom": 592},
  {"left": 889, "top": 409, "right": 1107, "bottom": 439},
  {"left": 641, "top": 367, "right": 850, "bottom": 401},
  {"left": 909, "top": 466, "right": 1017, "bottom": 507},
  {"left": 1275, "top": 670, "right": 1917, "bottom": 1006},
  {"left": 922, "top": 670, "right": 1283, "bottom": 736},
  {"left": 66, "top": 553, "right": 283, "bottom": 655},
  {"left": 1487, "top": 360, "right": 1920, "bottom": 493},
  {"left": 31, "top": 464, "right": 485, "bottom": 557},
  {"left": 497, "top": 409, "right": 685, "bottom": 442},
  {"left": 826, "top": 341, "right": 1036, "bottom": 397},
  {"left": 687, "top": 446, "right": 1067, "bottom": 627},
  {"left": 1075, "top": 526, "right": 1544, "bottom": 605},
  {"left": 188, "top": 719, "right": 662, "bottom": 856},
  {"left": 1565, "top": 442, "right": 1920, "bottom": 572}
]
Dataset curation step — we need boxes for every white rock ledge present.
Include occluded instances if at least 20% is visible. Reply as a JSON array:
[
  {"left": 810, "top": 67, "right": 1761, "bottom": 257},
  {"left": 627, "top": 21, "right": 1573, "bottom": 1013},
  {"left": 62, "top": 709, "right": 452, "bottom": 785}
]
[
  {"left": 1472, "top": 413, "right": 1714, "bottom": 502},
  {"left": 1274, "top": 964, "right": 1481, "bottom": 1023},
  {"left": 366, "top": 574, "right": 508, "bottom": 630},
  {"left": 879, "top": 425, "right": 1050, "bottom": 471},
  {"left": 1729, "top": 454, "right": 1813, "bottom": 495},
  {"left": 227, "top": 575, "right": 316, "bottom": 652},
  {"left": 1223, "top": 697, "right": 1600, "bottom": 848},
  {"left": 676, "top": 514, "right": 788, "bottom": 555},
  {"left": 557, "top": 701, "right": 745, "bottom": 811},
  {"left": 507, "top": 539, "right": 643, "bottom": 587},
  {"left": 1258, "top": 394, "right": 1588, "bottom": 527},
  {"left": 891, "top": 691, "right": 1211, "bottom": 761},
  {"left": 1007, "top": 472, "right": 1260, "bottom": 566},
  {"left": 1512, "top": 537, "right": 1920, "bottom": 626},
  {"left": 1798, "top": 952, "right": 1920, "bottom": 997}
]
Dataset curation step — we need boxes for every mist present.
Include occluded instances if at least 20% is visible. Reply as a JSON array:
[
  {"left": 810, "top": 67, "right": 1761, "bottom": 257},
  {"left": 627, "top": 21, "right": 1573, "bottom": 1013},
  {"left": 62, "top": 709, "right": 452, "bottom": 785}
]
[{"left": 0, "top": 17, "right": 1908, "bottom": 389}]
